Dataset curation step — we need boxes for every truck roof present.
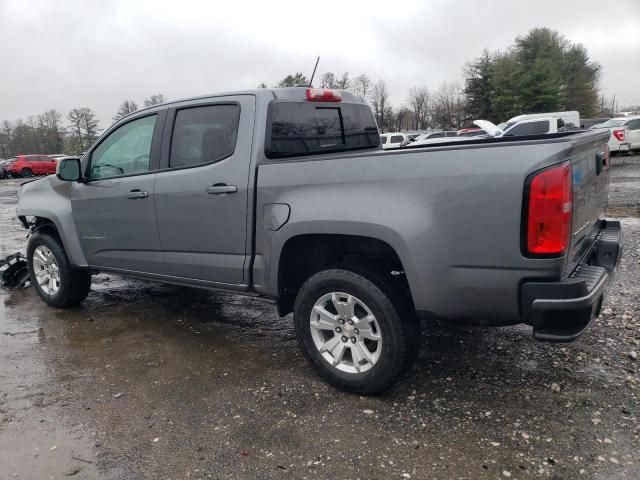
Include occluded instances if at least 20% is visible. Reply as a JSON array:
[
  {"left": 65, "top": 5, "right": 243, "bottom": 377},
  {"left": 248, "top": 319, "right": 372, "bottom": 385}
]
[{"left": 130, "top": 87, "right": 367, "bottom": 119}]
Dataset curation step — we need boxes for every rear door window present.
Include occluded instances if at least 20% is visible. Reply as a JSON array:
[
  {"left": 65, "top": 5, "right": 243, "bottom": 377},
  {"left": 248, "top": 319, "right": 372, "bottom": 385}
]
[
  {"left": 170, "top": 104, "right": 241, "bottom": 168},
  {"left": 390, "top": 135, "right": 404, "bottom": 143},
  {"left": 267, "top": 102, "right": 379, "bottom": 158}
]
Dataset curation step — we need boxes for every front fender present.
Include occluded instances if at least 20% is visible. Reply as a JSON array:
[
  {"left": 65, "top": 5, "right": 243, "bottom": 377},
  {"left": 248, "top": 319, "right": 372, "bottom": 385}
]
[{"left": 17, "top": 177, "right": 88, "bottom": 267}]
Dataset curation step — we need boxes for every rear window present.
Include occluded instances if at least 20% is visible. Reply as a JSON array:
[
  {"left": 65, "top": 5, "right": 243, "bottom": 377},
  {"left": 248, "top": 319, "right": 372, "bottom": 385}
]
[{"left": 266, "top": 102, "right": 380, "bottom": 158}]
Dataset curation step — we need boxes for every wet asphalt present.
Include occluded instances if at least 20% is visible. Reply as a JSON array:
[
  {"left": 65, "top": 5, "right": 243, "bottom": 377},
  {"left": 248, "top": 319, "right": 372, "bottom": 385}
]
[{"left": 0, "top": 156, "right": 639, "bottom": 480}]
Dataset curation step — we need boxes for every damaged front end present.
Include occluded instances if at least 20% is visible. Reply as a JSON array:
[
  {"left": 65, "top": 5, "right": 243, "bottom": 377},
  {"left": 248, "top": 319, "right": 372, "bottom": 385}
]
[{"left": 0, "top": 252, "right": 30, "bottom": 289}]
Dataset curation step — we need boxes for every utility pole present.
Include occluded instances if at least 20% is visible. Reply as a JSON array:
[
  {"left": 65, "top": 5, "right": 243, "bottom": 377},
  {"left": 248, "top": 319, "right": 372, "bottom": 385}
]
[{"left": 612, "top": 93, "right": 616, "bottom": 116}]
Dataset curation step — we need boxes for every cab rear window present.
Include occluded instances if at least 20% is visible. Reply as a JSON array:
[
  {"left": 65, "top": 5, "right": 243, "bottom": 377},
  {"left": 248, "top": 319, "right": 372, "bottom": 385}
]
[{"left": 266, "top": 102, "right": 380, "bottom": 158}]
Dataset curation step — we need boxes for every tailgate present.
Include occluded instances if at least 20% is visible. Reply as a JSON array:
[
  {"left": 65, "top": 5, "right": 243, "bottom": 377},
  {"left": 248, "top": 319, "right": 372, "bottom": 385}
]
[{"left": 564, "top": 130, "right": 611, "bottom": 275}]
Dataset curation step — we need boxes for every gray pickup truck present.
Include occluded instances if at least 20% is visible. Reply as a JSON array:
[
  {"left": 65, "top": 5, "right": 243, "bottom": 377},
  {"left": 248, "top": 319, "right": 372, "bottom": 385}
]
[{"left": 15, "top": 87, "right": 622, "bottom": 394}]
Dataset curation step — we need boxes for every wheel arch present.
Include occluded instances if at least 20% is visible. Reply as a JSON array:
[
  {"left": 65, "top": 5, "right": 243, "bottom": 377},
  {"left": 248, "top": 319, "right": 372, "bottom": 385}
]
[{"left": 272, "top": 232, "right": 415, "bottom": 317}]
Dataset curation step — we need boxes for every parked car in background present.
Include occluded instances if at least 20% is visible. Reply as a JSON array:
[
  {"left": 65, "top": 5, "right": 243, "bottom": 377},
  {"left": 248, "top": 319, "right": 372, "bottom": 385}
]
[
  {"left": 4, "top": 155, "right": 59, "bottom": 177},
  {"left": 582, "top": 118, "right": 612, "bottom": 130},
  {"left": 52, "top": 155, "right": 80, "bottom": 163},
  {"left": 405, "top": 130, "right": 458, "bottom": 146},
  {"left": 380, "top": 132, "right": 409, "bottom": 149},
  {"left": 591, "top": 117, "right": 640, "bottom": 153},
  {"left": 497, "top": 111, "right": 580, "bottom": 132},
  {"left": 478, "top": 117, "right": 567, "bottom": 137},
  {"left": 457, "top": 128, "right": 487, "bottom": 137},
  {"left": 0, "top": 159, "right": 10, "bottom": 179}
]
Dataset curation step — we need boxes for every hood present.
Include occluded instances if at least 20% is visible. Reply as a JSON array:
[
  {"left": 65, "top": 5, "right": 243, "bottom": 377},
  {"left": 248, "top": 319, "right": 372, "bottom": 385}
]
[{"left": 473, "top": 120, "right": 503, "bottom": 137}]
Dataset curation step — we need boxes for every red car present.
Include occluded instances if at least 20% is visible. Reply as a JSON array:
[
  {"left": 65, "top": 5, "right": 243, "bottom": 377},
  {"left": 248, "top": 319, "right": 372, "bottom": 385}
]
[{"left": 5, "top": 154, "right": 58, "bottom": 178}]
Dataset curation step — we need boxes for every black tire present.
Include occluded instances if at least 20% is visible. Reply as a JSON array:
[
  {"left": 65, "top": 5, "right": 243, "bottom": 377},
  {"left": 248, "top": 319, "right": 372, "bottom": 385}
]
[
  {"left": 294, "top": 266, "right": 420, "bottom": 395},
  {"left": 21, "top": 168, "right": 33, "bottom": 177},
  {"left": 27, "top": 232, "right": 91, "bottom": 308}
]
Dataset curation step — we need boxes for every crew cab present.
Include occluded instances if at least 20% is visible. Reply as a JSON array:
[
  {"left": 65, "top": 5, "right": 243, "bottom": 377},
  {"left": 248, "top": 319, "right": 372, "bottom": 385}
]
[{"left": 16, "top": 87, "right": 622, "bottom": 394}]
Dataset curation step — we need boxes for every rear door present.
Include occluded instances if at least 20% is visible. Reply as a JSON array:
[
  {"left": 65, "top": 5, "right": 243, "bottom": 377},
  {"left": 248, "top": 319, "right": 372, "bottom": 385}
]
[
  {"left": 154, "top": 95, "right": 255, "bottom": 285},
  {"left": 71, "top": 112, "right": 167, "bottom": 273},
  {"left": 27, "top": 157, "right": 41, "bottom": 175}
]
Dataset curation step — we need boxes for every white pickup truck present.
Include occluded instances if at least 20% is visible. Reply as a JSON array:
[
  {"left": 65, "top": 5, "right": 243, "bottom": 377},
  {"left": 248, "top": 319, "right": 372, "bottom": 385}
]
[{"left": 477, "top": 117, "right": 568, "bottom": 137}]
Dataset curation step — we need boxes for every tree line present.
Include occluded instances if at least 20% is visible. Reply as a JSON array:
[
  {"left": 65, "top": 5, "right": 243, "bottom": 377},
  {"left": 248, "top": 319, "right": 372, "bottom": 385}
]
[
  {"left": 0, "top": 94, "right": 167, "bottom": 158},
  {"left": 267, "top": 28, "right": 610, "bottom": 132},
  {"left": 0, "top": 27, "right": 617, "bottom": 156}
]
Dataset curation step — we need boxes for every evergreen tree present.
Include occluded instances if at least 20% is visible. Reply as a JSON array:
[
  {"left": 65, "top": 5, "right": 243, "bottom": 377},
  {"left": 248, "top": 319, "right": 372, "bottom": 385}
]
[
  {"left": 277, "top": 73, "right": 309, "bottom": 87},
  {"left": 463, "top": 49, "right": 495, "bottom": 121}
]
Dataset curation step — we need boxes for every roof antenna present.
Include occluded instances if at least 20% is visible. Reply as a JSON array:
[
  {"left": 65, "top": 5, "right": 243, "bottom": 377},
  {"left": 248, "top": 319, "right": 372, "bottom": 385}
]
[{"left": 308, "top": 56, "right": 320, "bottom": 87}]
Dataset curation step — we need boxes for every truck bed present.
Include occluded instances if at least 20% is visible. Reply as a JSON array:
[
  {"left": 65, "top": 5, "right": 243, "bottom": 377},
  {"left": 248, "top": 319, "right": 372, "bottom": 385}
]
[{"left": 254, "top": 129, "right": 611, "bottom": 325}]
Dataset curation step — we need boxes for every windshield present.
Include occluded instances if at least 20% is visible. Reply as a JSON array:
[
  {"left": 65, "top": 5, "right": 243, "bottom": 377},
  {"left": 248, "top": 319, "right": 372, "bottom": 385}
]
[{"left": 598, "top": 119, "right": 625, "bottom": 128}]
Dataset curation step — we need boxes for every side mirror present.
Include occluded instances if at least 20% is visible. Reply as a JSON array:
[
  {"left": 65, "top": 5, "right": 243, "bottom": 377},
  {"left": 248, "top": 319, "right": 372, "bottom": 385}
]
[{"left": 56, "top": 158, "right": 81, "bottom": 181}]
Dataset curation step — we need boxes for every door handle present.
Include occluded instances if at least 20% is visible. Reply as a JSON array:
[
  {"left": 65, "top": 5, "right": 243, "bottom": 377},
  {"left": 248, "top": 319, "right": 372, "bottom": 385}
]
[
  {"left": 126, "top": 190, "right": 149, "bottom": 199},
  {"left": 206, "top": 184, "right": 237, "bottom": 195}
]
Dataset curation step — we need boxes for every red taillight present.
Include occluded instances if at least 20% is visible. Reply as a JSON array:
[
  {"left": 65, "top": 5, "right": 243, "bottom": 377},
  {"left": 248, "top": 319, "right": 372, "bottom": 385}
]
[
  {"left": 612, "top": 129, "right": 625, "bottom": 141},
  {"left": 306, "top": 88, "right": 342, "bottom": 102},
  {"left": 525, "top": 162, "right": 572, "bottom": 255}
]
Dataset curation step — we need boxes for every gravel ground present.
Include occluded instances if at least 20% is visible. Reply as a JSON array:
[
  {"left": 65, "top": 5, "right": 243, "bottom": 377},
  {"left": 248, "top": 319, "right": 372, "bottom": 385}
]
[{"left": 0, "top": 156, "right": 639, "bottom": 480}]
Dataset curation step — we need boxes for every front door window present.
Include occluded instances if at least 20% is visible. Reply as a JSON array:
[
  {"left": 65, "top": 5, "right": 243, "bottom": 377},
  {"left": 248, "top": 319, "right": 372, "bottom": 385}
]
[{"left": 90, "top": 115, "right": 157, "bottom": 179}]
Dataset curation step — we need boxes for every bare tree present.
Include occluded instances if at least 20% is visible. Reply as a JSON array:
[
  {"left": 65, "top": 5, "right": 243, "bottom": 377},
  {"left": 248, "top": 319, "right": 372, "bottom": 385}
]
[
  {"left": 37, "top": 109, "right": 64, "bottom": 153},
  {"left": 407, "top": 86, "right": 431, "bottom": 130},
  {"left": 369, "top": 80, "right": 392, "bottom": 132},
  {"left": 431, "top": 82, "right": 467, "bottom": 129},
  {"left": 320, "top": 72, "right": 337, "bottom": 89},
  {"left": 113, "top": 100, "right": 138, "bottom": 123},
  {"left": 351, "top": 74, "right": 372, "bottom": 100},
  {"left": 143, "top": 94, "right": 167, "bottom": 107},
  {"left": 335, "top": 72, "right": 350, "bottom": 90},
  {"left": 393, "top": 107, "right": 413, "bottom": 132},
  {"left": 67, "top": 108, "right": 99, "bottom": 154}
]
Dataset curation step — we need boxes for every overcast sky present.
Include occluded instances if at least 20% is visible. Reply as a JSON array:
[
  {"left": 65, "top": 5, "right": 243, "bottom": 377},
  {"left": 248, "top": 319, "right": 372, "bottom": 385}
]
[{"left": 1, "top": 0, "right": 639, "bottom": 126}]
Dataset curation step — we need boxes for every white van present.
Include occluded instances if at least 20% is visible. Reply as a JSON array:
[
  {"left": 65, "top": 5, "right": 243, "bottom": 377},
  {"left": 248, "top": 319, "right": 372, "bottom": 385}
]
[
  {"left": 380, "top": 133, "right": 409, "bottom": 150},
  {"left": 498, "top": 111, "right": 580, "bottom": 131}
]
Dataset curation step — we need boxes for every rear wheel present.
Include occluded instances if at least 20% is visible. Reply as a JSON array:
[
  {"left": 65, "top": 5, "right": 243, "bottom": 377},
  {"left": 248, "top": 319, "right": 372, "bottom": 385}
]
[
  {"left": 21, "top": 168, "right": 33, "bottom": 177},
  {"left": 293, "top": 266, "right": 420, "bottom": 395},
  {"left": 27, "top": 232, "right": 91, "bottom": 308}
]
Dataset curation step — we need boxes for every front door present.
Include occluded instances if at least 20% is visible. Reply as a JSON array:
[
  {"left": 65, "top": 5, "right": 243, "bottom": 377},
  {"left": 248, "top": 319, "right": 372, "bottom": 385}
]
[
  {"left": 154, "top": 96, "right": 255, "bottom": 285},
  {"left": 71, "top": 113, "right": 167, "bottom": 274}
]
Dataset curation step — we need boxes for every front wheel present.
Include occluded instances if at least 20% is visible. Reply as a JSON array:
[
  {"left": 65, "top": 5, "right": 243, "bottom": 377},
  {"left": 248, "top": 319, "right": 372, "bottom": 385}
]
[
  {"left": 27, "top": 232, "right": 91, "bottom": 308},
  {"left": 21, "top": 168, "right": 33, "bottom": 177},
  {"left": 294, "top": 267, "right": 420, "bottom": 395}
]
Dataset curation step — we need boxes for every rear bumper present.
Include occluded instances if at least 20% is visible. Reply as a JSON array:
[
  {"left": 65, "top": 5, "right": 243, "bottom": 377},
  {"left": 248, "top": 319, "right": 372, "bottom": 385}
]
[
  {"left": 611, "top": 142, "right": 630, "bottom": 152},
  {"left": 521, "top": 220, "right": 622, "bottom": 342}
]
